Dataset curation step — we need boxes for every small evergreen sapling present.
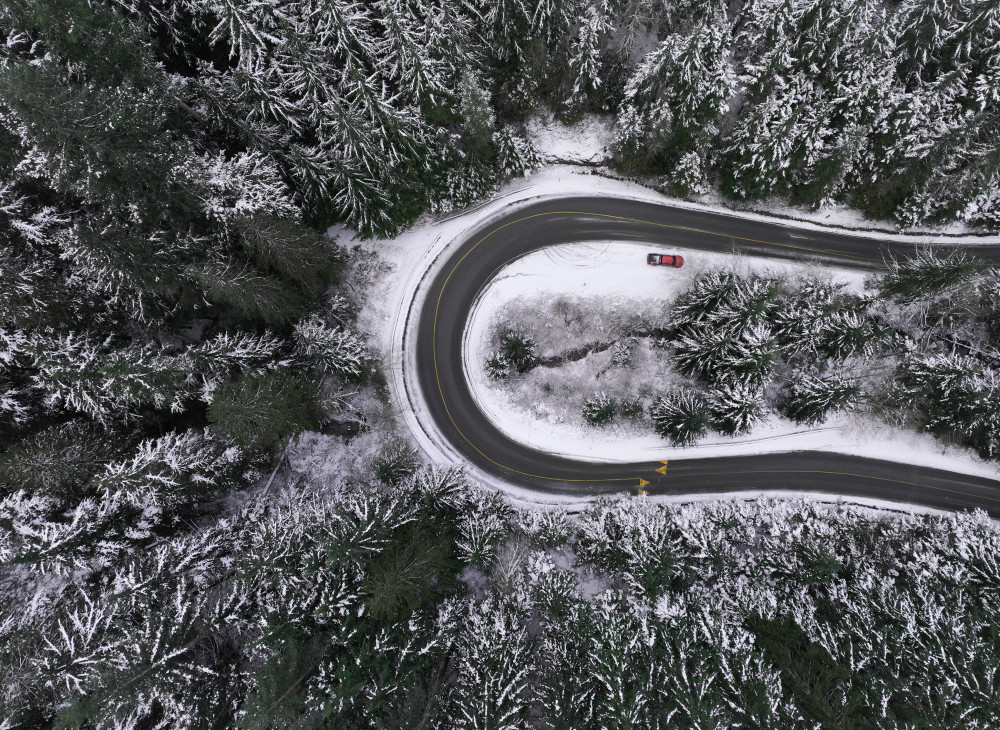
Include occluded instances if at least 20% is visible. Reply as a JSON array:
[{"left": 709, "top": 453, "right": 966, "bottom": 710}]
[
  {"left": 611, "top": 340, "right": 633, "bottom": 368},
  {"left": 499, "top": 331, "right": 536, "bottom": 373},
  {"left": 485, "top": 352, "right": 512, "bottom": 380},
  {"left": 582, "top": 391, "right": 616, "bottom": 425}
]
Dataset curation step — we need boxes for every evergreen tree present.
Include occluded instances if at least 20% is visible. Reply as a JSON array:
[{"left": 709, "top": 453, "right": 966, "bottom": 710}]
[
  {"left": 444, "top": 598, "right": 532, "bottom": 729},
  {"left": 877, "top": 248, "right": 983, "bottom": 303},
  {"left": 896, "top": 354, "right": 1000, "bottom": 458},
  {"left": 565, "top": 2, "right": 612, "bottom": 113},
  {"left": 208, "top": 370, "right": 319, "bottom": 451},
  {"left": 650, "top": 389, "right": 710, "bottom": 446},
  {"left": 582, "top": 391, "right": 617, "bottom": 425},
  {"left": 707, "top": 382, "right": 766, "bottom": 436},
  {"left": 92, "top": 429, "right": 244, "bottom": 519},
  {"left": 28, "top": 334, "right": 191, "bottom": 424},
  {"left": 782, "top": 372, "right": 860, "bottom": 425},
  {"left": 293, "top": 314, "right": 369, "bottom": 382}
]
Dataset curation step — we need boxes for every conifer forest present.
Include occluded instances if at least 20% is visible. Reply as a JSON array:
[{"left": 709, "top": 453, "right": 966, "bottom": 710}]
[{"left": 1, "top": 0, "right": 1000, "bottom": 727}]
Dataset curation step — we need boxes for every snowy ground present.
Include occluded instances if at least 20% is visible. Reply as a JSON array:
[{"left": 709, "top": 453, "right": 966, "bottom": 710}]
[
  {"left": 327, "top": 162, "right": 1000, "bottom": 511},
  {"left": 525, "top": 111, "right": 614, "bottom": 166}
]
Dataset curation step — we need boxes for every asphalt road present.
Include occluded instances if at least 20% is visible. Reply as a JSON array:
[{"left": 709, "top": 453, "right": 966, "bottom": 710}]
[{"left": 413, "top": 196, "right": 1000, "bottom": 516}]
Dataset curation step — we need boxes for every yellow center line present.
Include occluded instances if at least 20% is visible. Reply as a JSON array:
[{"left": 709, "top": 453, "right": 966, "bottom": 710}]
[
  {"left": 429, "top": 209, "right": 916, "bottom": 487},
  {"left": 684, "top": 469, "right": 1000, "bottom": 504}
]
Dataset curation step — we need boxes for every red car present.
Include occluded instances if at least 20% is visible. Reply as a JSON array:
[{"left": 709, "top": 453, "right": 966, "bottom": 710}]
[{"left": 647, "top": 253, "right": 684, "bottom": 267}]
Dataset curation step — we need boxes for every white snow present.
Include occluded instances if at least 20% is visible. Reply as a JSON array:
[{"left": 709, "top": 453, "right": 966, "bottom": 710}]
[
  {"left": 526, "top": 112, "right": 614, "bottom": 165},
  {"left": 337, "top": 164, "right": 1000, "bottom": 512}
]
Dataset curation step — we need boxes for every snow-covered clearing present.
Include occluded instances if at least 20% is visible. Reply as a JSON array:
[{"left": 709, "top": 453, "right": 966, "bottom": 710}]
[
  {"left": 526, "top": 112, "right": 614, "bottom": 165},
  {"left": 328, "top": 163, "right": 999, "bottom": 511}
]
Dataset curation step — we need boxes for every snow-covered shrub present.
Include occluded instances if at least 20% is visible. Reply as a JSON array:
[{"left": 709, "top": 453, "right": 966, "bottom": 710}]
[
  {"left": 611, "top": 340, "right": 633, "bottom": 368},
  {"left": 582, "top": 391, "right": 616, "bottom": 425},
  {"left": 371, "top": 440, "right": 420, "bottom": 485},
  {"left": 485, "top": 352, "right": 511, "bottom": 380},
  {"left": 617, "top": 395, "right": 644, "bottom": 420}
]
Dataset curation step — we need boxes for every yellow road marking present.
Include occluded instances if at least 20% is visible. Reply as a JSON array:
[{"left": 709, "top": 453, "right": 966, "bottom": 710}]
[
  {"left": 691, "top": 469, "right": 1000, "bottom": 504},
  {"left": 429, "top": 209, "right": 988, "bottom": 502},
  {"left": 639, "top": 478, "right": 651, "bottom": 487},
  {"left": 655, "top": 465, "right": 668, "bottom": 475}
]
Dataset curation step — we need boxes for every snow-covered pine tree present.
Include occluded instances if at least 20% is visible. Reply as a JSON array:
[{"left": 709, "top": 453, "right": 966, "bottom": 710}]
[
  {"left": 565, "top": 1, "right": 612, "bottom": 113},
  {"left": 707, "top": 382, "right": 766, "bottom": 435},
  {"left": 28, "top": 334, "right": 191, "bottom": 423},
  {"left": 617, "top": 14, "right": 733, "bottom": 175},
  {"left": 455, "top": 489, "right": 512, "bottom": 568},
  {"left": 782, "top": 372, "right": 860, "bottom": 425},
  {"left": 293, "top": 313, "right": 369, "bottom": 382},
  {"left": 187, "top": 331, "right": 288, "bottom": 402},
  {"left": 493, "top": 126, "right": 541, "bottom": 180},
  {"left": 817, "top": 309, "right": 890, "bottom": 361},
  {"left": 878, "top": 248, "right": 983, "bottom": 303},
  {"left": 91, "top": 428, "right": 243, "bottom": 522},
  {"left": 405, "top": 466, "right": 470, "bottom": 514},
  {"left": 485, "top": 352, "right": 512, "bottom": 380},
  {"left": 207, "top": 370, "right": 318, "bottom": 450},
  {"left": 372, "top": 440, "right": 421, "bottom": 486},
  {"left": 0, "top": 421, "right": 123, "bottom": 501},
  {"left": 896, "top": 353, "right": 1000, "bottom": 458},
  {"left": 578, "top": 593, "right": 657, "bottom": 728},
  {"left": 443, "top": 597, "right": 533, "bottom": 730},
  {"left": 650, "top": 389, "right": 710, "bottom": 446},
  {"left": 582, "top": 391, "right": 617, "bottom": 425}
]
